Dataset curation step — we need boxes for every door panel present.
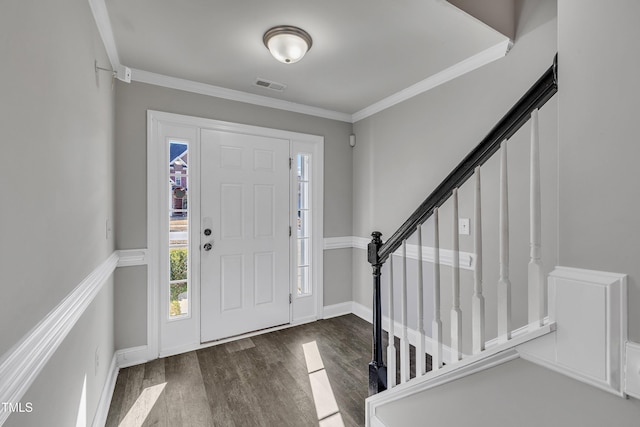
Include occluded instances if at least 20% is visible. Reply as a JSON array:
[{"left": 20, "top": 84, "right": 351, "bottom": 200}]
[{"left": 200, "top": 129, "right": 290, "bottom": 342}]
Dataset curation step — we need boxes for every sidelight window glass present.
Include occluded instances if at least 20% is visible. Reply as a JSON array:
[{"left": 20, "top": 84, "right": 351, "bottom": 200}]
[
  {"left": 169, "top": 141, "right": 189, "bottom": 317},
  {"left": 296, "top": 154, "right": 312, "bottom": 296}
]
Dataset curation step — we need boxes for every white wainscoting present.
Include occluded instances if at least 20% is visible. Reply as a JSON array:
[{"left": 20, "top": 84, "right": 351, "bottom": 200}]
[{"left": 0, "top": 252, "right": 119, "bottom": 426}]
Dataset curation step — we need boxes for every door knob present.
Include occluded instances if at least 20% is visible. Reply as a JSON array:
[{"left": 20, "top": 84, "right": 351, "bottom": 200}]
[
  {"left": 204, "top": 228, "right": 212, "bottom": 236},
  {"left": 203, "top": 243, "right": 213, "bottom": 251}
]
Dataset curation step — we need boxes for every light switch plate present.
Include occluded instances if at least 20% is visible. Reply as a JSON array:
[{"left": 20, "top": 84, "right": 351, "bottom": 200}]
[{"left": 458, "top": 218, "right": 470, "bottom": 235}]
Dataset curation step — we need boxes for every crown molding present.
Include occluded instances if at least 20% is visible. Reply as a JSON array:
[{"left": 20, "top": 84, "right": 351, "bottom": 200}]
[
  {"left": 351, "top": 38, "right": 513, "bottom": 122},
  {"left": 87, "top": 0, "right": 120, "bottom": 68},
  {"left": 131, "top": 68, "right": 353, "bottom": 123},
  {"left": 88, "top": 0, "right": 511, "bottom": 124}
]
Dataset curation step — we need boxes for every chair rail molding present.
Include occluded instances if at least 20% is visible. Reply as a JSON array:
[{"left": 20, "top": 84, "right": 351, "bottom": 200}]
[
  {"left": 324, "top": 236, "right": 474, "bottom": 269},
  {"left": 0, "top": 252, "right": 119, "bottom": 425},
  {"left": 117, "top": 249, "right": 148, "bottom": 267}
]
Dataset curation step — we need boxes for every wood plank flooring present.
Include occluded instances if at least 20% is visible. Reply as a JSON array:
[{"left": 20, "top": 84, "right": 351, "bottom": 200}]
[{"left": 106, "top": 315, "right": 374, "bottom": 427}]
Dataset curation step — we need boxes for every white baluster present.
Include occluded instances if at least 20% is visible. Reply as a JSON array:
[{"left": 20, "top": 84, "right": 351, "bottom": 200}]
[
  {"left": 432, "top": 208, "right": 443, "bottom": 370},
  {"left": 528, "top": 109, "right": 544, "bottom": 329},
  {"left": 472, "top": 167, "right": 485, "bottom": 354},
  {"left": 400, "top": 240, "right": 410, "bottom": 383},
  {"left": 498, "top": 141, "right": 512, "bottom": 342},
  {"left": 416, "top": 224, "right": 426, "bottom": 376},
  {"left": 387, "top": 256, "right": 397, "bottom": 388},
  {"left": 451, "top": 189, "right": 462, "bottom": 361}
]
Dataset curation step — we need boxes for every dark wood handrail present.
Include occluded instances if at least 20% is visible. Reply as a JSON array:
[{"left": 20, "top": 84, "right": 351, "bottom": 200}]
[
  {"left": 367, "top": 55, "right": 558, "bottom": 395},
  {"left": 377, "top": 55, "right": 558, "bottom": 264}
]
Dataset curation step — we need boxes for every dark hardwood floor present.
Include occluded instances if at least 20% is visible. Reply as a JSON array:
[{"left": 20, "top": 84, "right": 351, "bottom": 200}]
[{"left": 106, "top": 315, "right": 374, "bottom": 427}]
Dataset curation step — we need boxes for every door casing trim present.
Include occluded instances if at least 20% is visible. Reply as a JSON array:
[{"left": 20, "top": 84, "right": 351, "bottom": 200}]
[{"left": 147, "top": 110, "right": 324, "bottom": 359}]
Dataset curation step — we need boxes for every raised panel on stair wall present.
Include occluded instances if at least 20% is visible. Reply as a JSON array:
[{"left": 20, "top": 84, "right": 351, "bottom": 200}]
[{"left": 517, "top": 266, "right": 627, "bottom": 397}]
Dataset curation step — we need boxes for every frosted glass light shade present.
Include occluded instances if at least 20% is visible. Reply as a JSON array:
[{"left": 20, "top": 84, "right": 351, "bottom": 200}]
[{"left": 263, "top": 26, "right": 312, "bottom": 64}]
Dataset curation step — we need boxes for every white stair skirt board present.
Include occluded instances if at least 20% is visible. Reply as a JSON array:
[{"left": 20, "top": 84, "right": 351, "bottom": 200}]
[
  {"left": 517, "top": 266, "right": 628, "bottom": 397},
  {"left": 366, "top": 350, "right": 520, "bottom": 427},
  {"left": 365, "top": 324, "right": 556, "bottom": 427}
]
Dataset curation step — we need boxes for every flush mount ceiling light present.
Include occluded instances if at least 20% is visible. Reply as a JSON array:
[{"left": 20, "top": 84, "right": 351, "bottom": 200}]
[{"left": 263, "top": 25, "right": 313, "bottom": 64}]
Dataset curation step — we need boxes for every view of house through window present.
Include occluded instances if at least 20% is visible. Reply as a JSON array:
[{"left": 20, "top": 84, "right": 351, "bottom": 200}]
[
  {"left": 297, "top": 154, "right": 312, "bottom": 296},
  {"left": 169, "top": 141, "right": 189, "bottom": 317}
]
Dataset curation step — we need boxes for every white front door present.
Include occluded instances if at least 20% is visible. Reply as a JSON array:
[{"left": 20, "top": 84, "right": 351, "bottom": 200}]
[{"left": 200, "top": 129, "right": 291, "bottom": 342}]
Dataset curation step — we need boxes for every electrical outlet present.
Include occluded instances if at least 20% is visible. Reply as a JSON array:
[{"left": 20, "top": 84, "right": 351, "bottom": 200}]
[{"left": 459, "top": 218, "right": 470, "bottom": 235}]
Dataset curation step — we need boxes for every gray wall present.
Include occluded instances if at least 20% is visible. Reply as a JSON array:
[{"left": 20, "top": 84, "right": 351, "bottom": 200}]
[
  {"left": 0, "top": 0, "right": 116, "bottom": 425},
  {"left": 376, "top": 358, "right": 640, "bottom": 426},
  {"left": 558, "top": 0, "right": 640, "bottom": 343},
  {"left": 352, "top": 0, "right": 558, "bottom": 352},
  {"left": 114, "top": 82, "right": 354, "bottom": 348},
  {"left": 361, "top": 1, "right": 640, "bottom": 425}
]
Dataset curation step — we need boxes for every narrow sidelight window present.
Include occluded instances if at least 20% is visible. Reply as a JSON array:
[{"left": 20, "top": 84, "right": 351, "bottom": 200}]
[
  {"left": 296, "top": 154, "right": 312, "bottom": 295},
  {"left": 169, "top": 141, "right": 189, "bottom": 317}
]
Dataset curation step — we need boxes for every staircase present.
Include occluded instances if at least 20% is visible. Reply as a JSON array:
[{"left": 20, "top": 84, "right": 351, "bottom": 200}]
[
  {"left": 367, "top": 54, "right": 558, "bottom": 392},
  {"left": 363, "top": 54, "right": 633, "bottom": 426},
  {"left": 364, "top": 55, "right": 559, "bottom": 421}
]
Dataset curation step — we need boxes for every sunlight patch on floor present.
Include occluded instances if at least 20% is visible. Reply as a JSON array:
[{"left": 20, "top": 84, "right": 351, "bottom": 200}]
[
  {"left": 303, "top": 341, "right": 345, "bottom": 427},
  {"left": 319, "top": 412, "right": 346, "bottom": 427},
  {"left": 118, "top": 383, "right": 166, "bottom": 427}
]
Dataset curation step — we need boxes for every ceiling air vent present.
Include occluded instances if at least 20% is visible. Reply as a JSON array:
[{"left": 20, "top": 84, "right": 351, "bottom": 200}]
[{"left": 254, "top": 78, "right": 287, "bottom": 92}]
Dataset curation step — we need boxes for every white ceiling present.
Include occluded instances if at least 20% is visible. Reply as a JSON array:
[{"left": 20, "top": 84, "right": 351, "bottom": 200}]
[{"left": 98, "top": 0, "right": 511, "bottom": 122}]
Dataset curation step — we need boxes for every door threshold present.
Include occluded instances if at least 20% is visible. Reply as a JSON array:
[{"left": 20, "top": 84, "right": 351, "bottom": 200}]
[
  {"left": 202, "top": 323, "right": 290, "bottom": 346},
  {"left": 196, "top": 317, "right": 319, "bottom": 352},
  {"left": 159, "top": 317, "right": 320, "bottom": 359}
]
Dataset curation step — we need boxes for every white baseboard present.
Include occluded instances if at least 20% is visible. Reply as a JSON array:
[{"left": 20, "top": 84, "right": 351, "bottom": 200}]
[
  {"left": 91, "top": 353, "right": 119, "bottom": 427},
  {"left": 352, "top": 301, "right": 372, "bottom": 322},
  {"left": 112, "top": 301, "right": 460, "bottom": 370},
  {"left": 115, "top": 345, "right": 151, "bottom": 369},
  {"left": 322, "top": 302, "right": 353, "bottom": 319}
]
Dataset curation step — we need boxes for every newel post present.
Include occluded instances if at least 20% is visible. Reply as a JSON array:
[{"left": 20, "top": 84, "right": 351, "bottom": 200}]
[{"left": 368, "top": 231, "right": 387, "bottom": 395}]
